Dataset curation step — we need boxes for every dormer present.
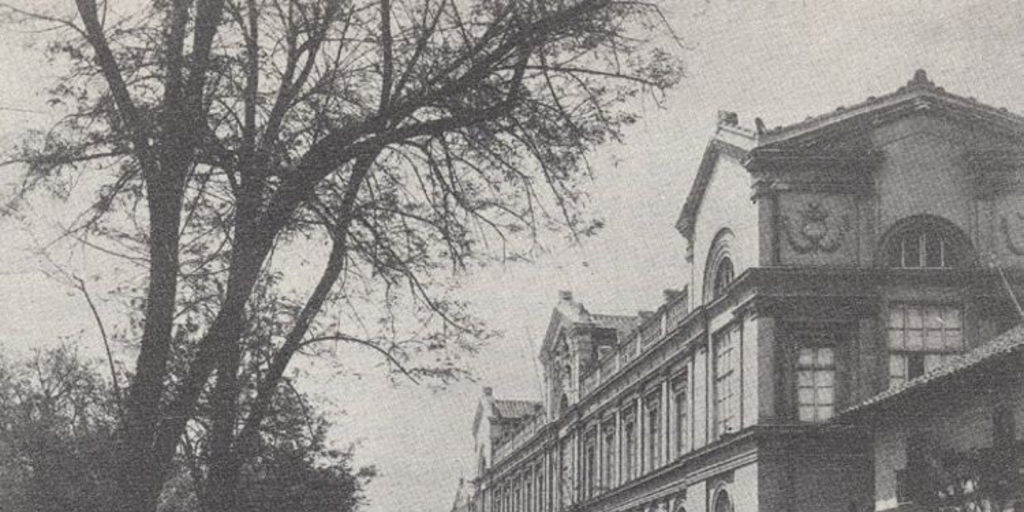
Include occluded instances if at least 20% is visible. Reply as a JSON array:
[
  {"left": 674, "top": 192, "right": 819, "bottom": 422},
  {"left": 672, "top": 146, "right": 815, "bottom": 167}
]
[{"left": 538, "top": 291, "right": 638, "bottom": 418}]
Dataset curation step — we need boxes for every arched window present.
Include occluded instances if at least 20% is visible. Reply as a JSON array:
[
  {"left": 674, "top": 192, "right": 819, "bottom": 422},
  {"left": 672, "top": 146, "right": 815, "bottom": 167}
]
[
  {"left": 712, "top": 258, "right": 735, "bottom": 298},
  {"left": 713, "top": 489, "right": 733, "bottom": 512},
  {"left": 883, "top": 216, "right": 972, "bottom": 269},
  {"left": 704, "top": 229, "right": 737, "bottom": 302}
]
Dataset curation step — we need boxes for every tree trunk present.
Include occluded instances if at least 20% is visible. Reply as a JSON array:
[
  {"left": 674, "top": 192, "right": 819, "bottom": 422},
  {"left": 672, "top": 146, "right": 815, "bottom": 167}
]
[{"left": 203, "top": 338, "right": 244, "bottom": 512}]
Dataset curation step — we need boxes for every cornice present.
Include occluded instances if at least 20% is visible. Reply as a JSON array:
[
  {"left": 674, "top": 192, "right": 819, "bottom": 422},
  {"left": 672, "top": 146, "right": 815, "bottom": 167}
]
[{"left": 675, "top": 139, "right": 751, "bottom": 239}]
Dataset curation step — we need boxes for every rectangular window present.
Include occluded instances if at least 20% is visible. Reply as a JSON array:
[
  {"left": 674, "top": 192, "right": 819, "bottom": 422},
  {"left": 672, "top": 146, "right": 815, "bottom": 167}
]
[
  {"left": 623, "top": 407, "right": 637, "bottom": 481},
  {"left": 644, "top": 392, "right": 661, "bottom": 472},
  {"left": 583, "top": 430, "right": 596, "bottom": 500},
  {"left": 797, "top": 344, "right": 835, "bottom": 422},
  {"left": 536, "top": 465, "right": 544, "bottom": 512},
  {"left": 887, "top": 304, "right": 963, "bottom": 388},
  {"left": 601, "top": 420, "right": 616, "bottom": 491},
  {"left": 673, "top": 374, "right": 689, "bottom": 456},
  {"left": 713, "top": 326, "right": 740, "bottom": 438}
]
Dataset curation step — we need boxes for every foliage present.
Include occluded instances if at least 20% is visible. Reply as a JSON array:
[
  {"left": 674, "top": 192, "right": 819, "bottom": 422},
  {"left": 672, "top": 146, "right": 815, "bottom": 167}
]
[
  {"left": 0, "top": 346, "right": 374, "bottom": 512},
  {"left": 0, "top": 0, "right": 683, "bottom": 509}
]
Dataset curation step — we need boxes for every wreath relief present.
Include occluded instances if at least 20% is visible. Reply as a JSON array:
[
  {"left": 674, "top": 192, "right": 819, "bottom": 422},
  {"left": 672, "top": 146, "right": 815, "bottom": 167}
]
[
  {"left": 1000, "top": 211, "right": 1024, "bottom": 256},
  {"left": 781, "top": 201, "right": 850, "bottom": 254}
]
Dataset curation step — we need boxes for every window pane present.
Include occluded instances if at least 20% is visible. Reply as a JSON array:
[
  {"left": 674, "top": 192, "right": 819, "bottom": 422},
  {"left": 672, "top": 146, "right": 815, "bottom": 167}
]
[
  {"left": 817, "top": 388, "right": 834, "bottom": 405},
  {"left": 907, "top": 329, "right": 923, "bottom": 350},
  {"left": 797, "top": 372, "right": 814, "bottom": 387},
  {"left": 908, "top": 355, "right": 925, "bottom": 379},
  {"left": 799, "top": 406, "right": 816, "bottom": 422},
  {"left": 798, "top": 349, "right": 815, "bottom": 367},
  {"left": 925, "top": 233, "right": 943, "bottom": 267},
  {"left": 904, "top": 234, "right": 921, "bottom": 267},
  {"left": 819, "top": 405, "right": 834, "bottom": 421},
  {"left": 924, "top": 328, "right": 943, "bottom": 350},
  {"left": 945, "top": 309, "right": 961, "bottom": 328},
  {"left": 818, "top": 348, "right": 834, "bottom": 367},
  {"left": 924, "top": 308, "right": 943, "bottom": 329},
  {"left": 923, "top": 354, "right": 945, "bottom": 373},
  {"left": 815, "top": 371, "right": 834, "bottom": 387},
  {"left": 907, "top": 308, "right": 922, "bottom": 329},
  {"left": 888, "top": 308, "right": 905, "bottom": 328},
  {"left": 889, "top": 355, "right": 906, "bottom": 377},
  {"left": 944, "top": 330, "right": 962, "bottom": 350},
  {"left": 798, "top": 388, "right": 815, "bottom": 405},
  {"left": 888, "top": 329, "right": 905, "bottom": 350}
]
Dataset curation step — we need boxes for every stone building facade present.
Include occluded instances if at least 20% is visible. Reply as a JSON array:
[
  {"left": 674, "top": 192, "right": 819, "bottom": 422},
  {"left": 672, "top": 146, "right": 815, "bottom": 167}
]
[{"left": 459, "top": 71, "right": 1024, "bottom": 512}]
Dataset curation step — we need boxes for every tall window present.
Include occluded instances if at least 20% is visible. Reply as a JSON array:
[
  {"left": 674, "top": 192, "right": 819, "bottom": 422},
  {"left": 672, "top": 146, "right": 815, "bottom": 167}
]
[
  {"left": 713, "top": 489, "right": 734, "bottom": 512},
  {"left": 582, "top": 431, "right": 596, "bottom": 500},
  {"left": 644, "top": 392, "right": 662, "bottom": 472},
  {"left": 713, "top": 257, "right": 735, "bottom": 298},
  {"left": 673, "top": 374, "right": 689, "bottom": 456},
  {"left": 795, "top": 329, "right": 836, "bottom": 422},
  {"left": 622, "top": 407, "right": 637, "bottom": 481},
  {"left": 536, "top": 465, "right": 545, "bottom": 512},
  {"left": 713, "top": 326, "right": 740, "bottom": 438},
  {"left": 887, "top": 304, "right": 963, "bottom": 388},
  {"left": 600, "top": 420, "right": 616, "bottom": 491}
]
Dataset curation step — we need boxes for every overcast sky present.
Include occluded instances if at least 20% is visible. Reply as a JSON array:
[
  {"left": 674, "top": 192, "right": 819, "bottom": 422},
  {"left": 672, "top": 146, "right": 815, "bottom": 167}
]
[{"left": 3, "top": 1, "right": 1024, "bottom": 511}]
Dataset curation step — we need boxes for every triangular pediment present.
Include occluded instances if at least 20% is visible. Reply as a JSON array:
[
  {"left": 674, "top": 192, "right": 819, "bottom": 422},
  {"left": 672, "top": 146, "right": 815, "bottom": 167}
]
[{"left": 677, "top": 70, "right": 1024, "bottom": 240}]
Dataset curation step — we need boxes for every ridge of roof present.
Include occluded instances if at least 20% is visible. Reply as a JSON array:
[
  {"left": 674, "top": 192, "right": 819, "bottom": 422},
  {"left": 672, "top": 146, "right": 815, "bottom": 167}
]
[{"left": 756, "top": 69, "right": 1024, "bottom": 147}]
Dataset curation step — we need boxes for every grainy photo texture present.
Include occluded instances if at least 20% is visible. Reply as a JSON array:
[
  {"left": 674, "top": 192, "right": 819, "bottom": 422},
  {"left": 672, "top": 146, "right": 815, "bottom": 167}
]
[{"left": 0, "top": 2, "right": 1022, "bottom": 512}]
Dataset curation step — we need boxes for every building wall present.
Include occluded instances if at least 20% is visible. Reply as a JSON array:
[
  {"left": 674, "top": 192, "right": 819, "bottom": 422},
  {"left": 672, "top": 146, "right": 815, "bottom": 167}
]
[
  {"left": 468, "top": 85, "right": 1024, "bottom": 512},
  {"left": 873, "top": 115, "right": 977, "bottom": 244},
  {"left": 691, "top": 154, "right": 759, "bottom": 304}
]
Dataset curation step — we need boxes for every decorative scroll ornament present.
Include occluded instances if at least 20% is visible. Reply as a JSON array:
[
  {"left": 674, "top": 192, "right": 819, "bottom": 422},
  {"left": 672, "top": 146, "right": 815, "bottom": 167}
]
[
  {"left": 1000, "top": 212, "right": 1024, "bottom": 256},
  {"left": 781, "top": 202, "right": 849, "bottom": 254}
]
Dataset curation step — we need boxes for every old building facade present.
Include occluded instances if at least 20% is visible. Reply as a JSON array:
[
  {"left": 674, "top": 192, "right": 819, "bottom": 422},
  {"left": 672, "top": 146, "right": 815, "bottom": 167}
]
[{"left": 460, "top": 71, "right": 1024, "bottom": 512}]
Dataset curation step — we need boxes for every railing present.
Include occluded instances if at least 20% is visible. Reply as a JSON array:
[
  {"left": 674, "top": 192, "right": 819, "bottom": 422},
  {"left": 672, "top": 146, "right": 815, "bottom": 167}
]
[
  {"left": 638, "top": 319, "right": 661, "bottom": 347},
  {"left": 493, "top": 411, "right": 547, "bottom": 463},
  {"left": 581, "top": 371, "right": 599, "bottom": 396},
  {"left": 578, "top": 290, "right": 691, "bottom": 399}
]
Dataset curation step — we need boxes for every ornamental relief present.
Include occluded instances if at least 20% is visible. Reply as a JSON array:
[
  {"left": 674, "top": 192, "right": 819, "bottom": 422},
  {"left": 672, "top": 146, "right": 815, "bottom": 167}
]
[
  {"left": 781, "top": 201, "right": 850, "bottom": 254},
  {"left": 1000, "top": 211, "right": 1024, "bottom": 256}
]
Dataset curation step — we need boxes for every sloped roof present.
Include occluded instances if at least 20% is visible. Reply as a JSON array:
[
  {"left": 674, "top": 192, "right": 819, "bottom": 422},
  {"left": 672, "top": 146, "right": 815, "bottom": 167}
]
[
  {"left": 676, "top": 69, "right": 1024, "bottom": 239},
  {"left": 589, "top": 313, "right": 642, "bottom": 335},
  {"left": 492, "top": 399, "right": 542, "bottom": 419},
  {"left": 539, "top": 293, "right": 639, "bottom": 356},
  {"left": 757, "top": 70, "right": 1024, "bottom": 148},
  {"left": 842, "top": 324, "right": 1024, "bottom": 417}
]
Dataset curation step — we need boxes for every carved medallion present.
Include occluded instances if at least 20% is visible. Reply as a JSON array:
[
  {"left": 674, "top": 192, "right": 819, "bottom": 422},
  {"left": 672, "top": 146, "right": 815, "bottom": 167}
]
[
  {"left": 1000, "top": 212, "right": 1024, "bottom": 256},
  {"left": 781, "top": 202, "right": 849, "bottom": 254}
]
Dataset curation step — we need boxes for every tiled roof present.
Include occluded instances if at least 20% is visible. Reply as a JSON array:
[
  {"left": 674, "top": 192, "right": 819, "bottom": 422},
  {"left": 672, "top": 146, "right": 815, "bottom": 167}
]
[
  {"left": 842, "top": 324, "right": 1024, "bottom": 416},
  {"left": 589, "top": 313, "right": 641, "bottom": 335},
  {"left": 492, "top": 399, "right": 542, "bottom": 419}
]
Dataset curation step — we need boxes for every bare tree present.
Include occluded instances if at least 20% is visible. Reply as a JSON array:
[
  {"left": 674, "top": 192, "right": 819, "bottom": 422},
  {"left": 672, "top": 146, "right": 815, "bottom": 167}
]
[{"left": 1, "top": 0, "right": 682, "bottom": 510}]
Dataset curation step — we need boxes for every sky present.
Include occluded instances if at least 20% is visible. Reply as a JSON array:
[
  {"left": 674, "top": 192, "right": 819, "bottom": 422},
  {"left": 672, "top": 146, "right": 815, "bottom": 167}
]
[{"left": 3, "top": 1, "right": 1024, "bottom": 511}]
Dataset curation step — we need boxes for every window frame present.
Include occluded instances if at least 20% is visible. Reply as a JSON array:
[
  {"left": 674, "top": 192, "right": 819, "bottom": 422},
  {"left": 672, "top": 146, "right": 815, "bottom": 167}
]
[
  {"left": 644, "top": 389, "right": 662, "bottom": 473},
  {"left": 881, "top": 215, "right": 973, "bottom": 270},
  {"left": 886, "top": 302, "right": 964, "bottom": 389},
  {"left": 794, "top": 337, "right": 835, "bottom": 421},
  {"left": 713, "top": 325, "right": 740, "bottom": 439},
  {"left": 622, "top": 405, "right": 638, "bottom": 481},
  {"left": 672, "top": 372, "right": 690, "bottom": 457}
]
